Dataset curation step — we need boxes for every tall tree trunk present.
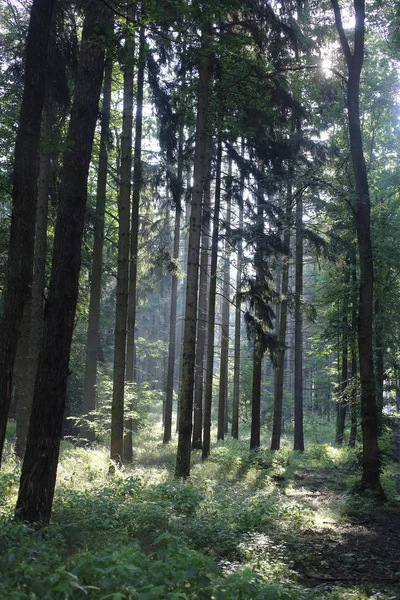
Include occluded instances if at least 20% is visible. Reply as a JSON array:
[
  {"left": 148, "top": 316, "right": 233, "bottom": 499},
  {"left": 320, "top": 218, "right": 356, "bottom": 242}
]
[
  {"left": 164, "top": 122, "right": 184, "bottom": 444},
  {"left": 175, "top": 37, "right": 210, "bottom": 478},
  {"left": 110, "top": 21, "right": 135, "bottom": 465},
  {"left": 374, "top": 298, "right": 384, "bottom": 427},
  {"left": 0, "top": 0, "right": 56, "bottom": 467},
  {"left": 192, "top": 146, "right": 211, "bottom": 449},
  {"left": 331, "top": 0, "right": 383, "bottom": 495},
  {"left": 348, "top": 247, "right": 358, "bottom": 448},
  {"left": 81, "top": 54, "right": 113, "bottom": 444},
  {"left": 336, "top": 320, "right": 348, "bottom": 445},
  {"left": 217, "top": 158, "right": 232, "bottom": 440},
  {"left": 293, "top": 190, "right": 304, "bottom": 451},
  {"left": 250, "top": 185, "right": 264, "bottom": 451},
  {"left": 231, "top": 145, "right": 244, "bottom": 440},
  {"left": 202, "top": 140, "right": 222, "bottom": 461},
  {"left": 15, "top": 0, "right": 112, "bottom": 525},
  {"left": 124, "top": 26, "right": 145, "bottom": 463},
  {"left": 14, "top": 99, "right": 54, "bottom": 459},
  {"left": 271, "top": 175, "right": 292, "bottom": 450}
]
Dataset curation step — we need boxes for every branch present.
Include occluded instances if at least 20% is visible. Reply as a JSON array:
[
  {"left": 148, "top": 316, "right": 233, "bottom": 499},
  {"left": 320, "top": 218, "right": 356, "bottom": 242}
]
[{"left": 330, "top": 0, "right": 353, "bottom": 67}]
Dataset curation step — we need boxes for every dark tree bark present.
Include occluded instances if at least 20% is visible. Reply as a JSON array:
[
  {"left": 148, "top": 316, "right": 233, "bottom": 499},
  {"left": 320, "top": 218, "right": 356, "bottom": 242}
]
[
  {"left": 331, "top": 0, "right": 383, "bottom": 495},
  {"left": 124, "top": 27, "right": 145, "bottom": 462},
  {"left": 81, "top": 54, "right": 113, "bottom": 444},
  {"left": 192, "top": 145, "right": 211, "bottom": 449},
  {"left": 231, "top": 145, "right": 244, "bottom": 440},
  {"left": 15, "top": 0, "right": 113, "bottom": 525},
  {"left": 175, "top": 37, "right": 210, "bottom": 478},
  {"left": 271, "top": 176, "right": 292, "bottom": 450},
  {"left": 202, "top": 140, "right": 222, "bottom": 461},
  {"left": 14, "top": 99, "right": 54, "bottom": 459},
  {"left": 250, "top": 187, "right": 264, "bottom": 451},
  {"left": 217, "top": 158, "right": 232, "bottom": 440},
  {"left": 110, "top": 21, "right": 135, "bottom": 465},
  {"left": 293, "top": 189, "right": 304, "bottom": 451},
  {"left": 0, "top": 0, "right": 57, "bottom": 467}
]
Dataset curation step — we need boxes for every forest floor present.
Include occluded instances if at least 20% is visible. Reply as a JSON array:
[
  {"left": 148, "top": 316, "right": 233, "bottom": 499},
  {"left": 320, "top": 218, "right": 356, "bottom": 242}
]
[{"left": 1, "top": 415, "right": 400, "bottom": 599}]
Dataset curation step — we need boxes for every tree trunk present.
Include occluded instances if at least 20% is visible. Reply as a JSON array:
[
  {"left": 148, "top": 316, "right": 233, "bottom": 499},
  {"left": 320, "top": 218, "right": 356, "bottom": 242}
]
[
  {"left": 15, "top": 0, "right": 112, "bottom": 525},
  {"left": 250, "top": 185, "right": 264, "bottom": 451},
  {"left": 217, "top": 157, "right": 232, "bottom": 440},
  {"left": 293, "top": 189, "right": 304, "bottom": 451},
  {"left": 0, "top": 0, "right": 56, "bottom": 467},
  {"left": 124, "top": 26, "right": 145, "bottom": 463},
  {"left": 374, "top": 298, "right": 384, "bottom": 427},
  {"left": 202, "top": 140, "right": 222, "bottom": 461},
  {"left": 14, "top": 99, "right": 54, "bottom": 459},
  {"left": 81, "top": 54, "right": 113, "bottom": 444},
  {"left": 175, "top": 37, "right": 210, "bottom": 478},
  {"left": 110, "top": 21, "right": 136, "bottom": 465},
  {"left": 271, "top": 176, "right": 292, "bottom": 450},
  {"left": 164, "top": 121, "right": 184, "bottom": 444},
  {"left": 336, "top": 323, "right": 348, "bottom": 446},
  {"left": 331, "top": 0, "right": 383, "bottom": 495},
  {"left": 192, "top": 145, "right": 211, "bottom": 449}
]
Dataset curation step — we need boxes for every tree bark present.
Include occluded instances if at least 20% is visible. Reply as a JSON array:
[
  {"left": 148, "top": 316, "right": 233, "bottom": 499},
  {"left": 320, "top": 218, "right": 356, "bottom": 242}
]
[
  {"left": 271, "top": 176, "right": 292, "bottom": 450},
  {"left": 15, "top": 0, "right": 112, "bottom": 525},
  {"left": 175, "top": 37, "right": 210, "bottom": 478},
  {"left": 293, "top": 189, "right": 304, "bottom": 452},
  {"left": 124, "top": 26, "right": 145, "bottom": 463},
  {"left": 0, "top": 0, "right": 56, "bottom": 467},
  {"left": 164, "top": 121, "right": 184, "bottom": 444},
  {"left": 231, "top": 144, "right": 244, "bottom": 440},
  {"left": 331, "top": 0, "right": 383, "bottom": 495},
  {"left": 217, "top": 157, "right": 232, "bottom": 440},
  {"left": 250, "top": 184, "right": 264, "bottom": 451},
  {"left": 14, "top": 99, "right": 54, "bottom": 459},
  {"left": 81, "top": 54, "right": 113, "bottom": 444},
  {"left": 202, "top": 140, "right": 222, "bottom": 461},
  {"left": 110, "top": 20, "right": 136, "bottom": 465},
  {"left": 192, "top": 145, "right": 211, "bottom": 449}
]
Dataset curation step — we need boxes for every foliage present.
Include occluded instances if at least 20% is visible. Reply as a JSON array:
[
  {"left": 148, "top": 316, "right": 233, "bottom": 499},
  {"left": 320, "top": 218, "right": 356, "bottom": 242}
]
[{"left": 1, "top": 415, "right": 399, "bottom": 599}]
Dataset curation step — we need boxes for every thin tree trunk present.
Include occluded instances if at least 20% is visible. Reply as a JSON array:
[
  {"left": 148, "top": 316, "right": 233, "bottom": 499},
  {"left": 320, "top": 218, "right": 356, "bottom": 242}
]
[
  {"left": 164, "top": 122, "right": 184, "bottom": 443},
  {"left": 0, "top": 0, "right": 56, "bottom": 467},
  {"left": 294, "top": 189, "right": 304, "bottom": 452},
  {"left": 202, "top": 140, "right": 222, "bottom": 461},
  {"left": 374, "top": 298, "right": 384, "bottom": 427},
  {"left": 175, "top": 37, "right": 210, "bottom": 478},
  {"left": 336, "top": 322, "right": 348, "bottom": 445},
  {"left": 331, "top": 0, "right": 383, "bottom": 495},
  {"left": 348, "top": 248, "right": 358, "bottom": 448},
  {"left": 15, "top": 0, "right": 112, "bottom": 525},
  {"left": 231, "top": 144, "right": 244, "bottom": 440},
  {"left": 217, "top": 157, "right": 232, "bottom": 440},
  {"left": 110, "top": 20, "right": 135, "bottom": 465},
  {"left": 124, "top": 26, "right": 145, "bottom": 463},
  {"left": 192, "top": 145, "right": 211, "bottom": 449},
  {"left": 250, "top": 184, "right": 264, "bottom": 451},
  {"left": 81, "top": 54, "right": 113, "bottom": 443},
  {"left": 271, "top": 176, "right": 292, "bottom": 450}
]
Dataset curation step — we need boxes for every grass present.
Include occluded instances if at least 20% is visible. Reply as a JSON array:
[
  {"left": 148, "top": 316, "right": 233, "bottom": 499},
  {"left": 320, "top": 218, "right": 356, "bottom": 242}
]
[{"left": 0, "top": 412, "right": 399, "bottom": 599}]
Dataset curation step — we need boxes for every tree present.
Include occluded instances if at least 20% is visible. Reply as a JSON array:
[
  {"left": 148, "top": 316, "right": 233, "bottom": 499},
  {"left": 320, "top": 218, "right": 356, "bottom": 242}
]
[
  {"left": 175, "top": 32, "right": 211, "bottom": 478},
  {"left": 110, "top": 11, "right": 136, "bottom": 465},
  {"left": 81, "top": 53, "right": 113, "bottom": 444},
  {"left": 0, "top": 0, "right": 57, "bottom": 467},
  {"left": 15, "top": 0, "right": 113, "bottom": 525},
  {"left": 331, "top": 0, "right": 384, "bottom": 495}
]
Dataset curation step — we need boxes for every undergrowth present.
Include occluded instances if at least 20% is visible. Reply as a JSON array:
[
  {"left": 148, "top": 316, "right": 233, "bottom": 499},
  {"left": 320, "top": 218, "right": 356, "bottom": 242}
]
[{"left": 0, "top": 416, "right": 399, "bottom": 599}]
